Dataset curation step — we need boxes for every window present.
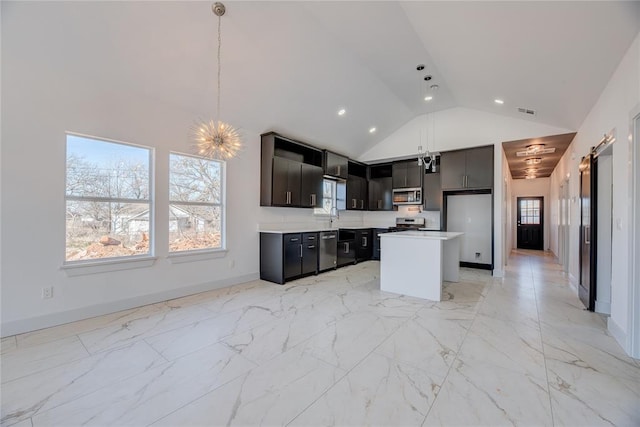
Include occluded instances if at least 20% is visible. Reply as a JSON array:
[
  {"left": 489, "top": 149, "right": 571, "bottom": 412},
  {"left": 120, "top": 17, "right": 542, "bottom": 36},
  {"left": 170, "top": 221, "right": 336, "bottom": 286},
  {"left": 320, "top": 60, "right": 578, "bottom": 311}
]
[
  {"left": 169, "top": 153, "right": 224, "bottom": 253},
  {"left": 65, "top": 134, "right": 152, "bottom": 262},
  {"left": 314, "top": 178, "right": 346, "bottom": 215},
  {"left": 519, "top": 199, "right": 541, "bottom": 225}
]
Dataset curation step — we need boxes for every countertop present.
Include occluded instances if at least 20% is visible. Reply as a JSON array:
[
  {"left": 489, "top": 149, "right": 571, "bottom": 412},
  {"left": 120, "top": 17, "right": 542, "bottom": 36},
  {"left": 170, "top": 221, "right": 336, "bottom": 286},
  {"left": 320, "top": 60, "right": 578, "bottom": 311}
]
[
  {"left": 259, "top": 226, "right": 441, "bottom": 234},
  {"left": 380, "top": 231, "right": 464, "bottom": 240}
]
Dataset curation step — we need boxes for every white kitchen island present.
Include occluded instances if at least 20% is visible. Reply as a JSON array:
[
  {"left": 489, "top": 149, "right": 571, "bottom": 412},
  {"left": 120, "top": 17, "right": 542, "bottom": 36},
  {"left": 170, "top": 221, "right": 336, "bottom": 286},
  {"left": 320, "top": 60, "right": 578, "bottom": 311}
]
[{"left": 380, "top": 231, "right": 464, "bottom": 301}]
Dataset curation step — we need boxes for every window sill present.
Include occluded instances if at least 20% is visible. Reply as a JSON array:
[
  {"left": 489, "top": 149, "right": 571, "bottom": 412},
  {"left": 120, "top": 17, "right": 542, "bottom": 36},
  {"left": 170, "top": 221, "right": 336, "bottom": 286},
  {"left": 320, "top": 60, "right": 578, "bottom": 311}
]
[
  {"left": 62, "top": 256, "right": 157, "bottom": 276},
  {"left": 167, "top": 249, "right": 227, "bottom": 264}
]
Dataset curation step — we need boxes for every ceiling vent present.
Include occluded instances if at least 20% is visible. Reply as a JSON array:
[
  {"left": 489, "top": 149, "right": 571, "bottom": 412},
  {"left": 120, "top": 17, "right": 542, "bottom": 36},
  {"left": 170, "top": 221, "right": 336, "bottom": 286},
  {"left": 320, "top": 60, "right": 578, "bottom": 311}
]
[{"left": 517, "top": 107, "right": 536, "bottom": 116}]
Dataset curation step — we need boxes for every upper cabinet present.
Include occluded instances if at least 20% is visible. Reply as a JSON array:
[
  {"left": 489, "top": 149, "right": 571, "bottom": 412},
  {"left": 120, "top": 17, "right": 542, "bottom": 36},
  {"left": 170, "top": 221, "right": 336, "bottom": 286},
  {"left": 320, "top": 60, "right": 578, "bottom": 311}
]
[
  {"left": 261, "top": 132, "right": 323, "bottom": 208},
  {"left": 324, "top": 151, "right": 348, "bottom": 179},
  {"left": 392, "top": 159, "right": 422, "bottom": 189},
  {"left": 368, "top": 163, "right": 393, "bottom": 211},
  {"left": 440, "top": 146, "right": 494, "bottom": 190},
  {"left": 422, "top": 172, "right": 442, "bottom": 211},
  {"left": 346, "top": 160, "right": 367, "bottom": 210}
]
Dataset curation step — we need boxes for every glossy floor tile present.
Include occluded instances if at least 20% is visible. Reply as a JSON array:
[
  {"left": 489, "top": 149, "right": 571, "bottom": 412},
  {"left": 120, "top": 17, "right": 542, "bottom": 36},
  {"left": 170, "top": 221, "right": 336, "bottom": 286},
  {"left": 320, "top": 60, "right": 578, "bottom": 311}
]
[{"left": 2, "top": 250, "right": 639, "bottom": 426}]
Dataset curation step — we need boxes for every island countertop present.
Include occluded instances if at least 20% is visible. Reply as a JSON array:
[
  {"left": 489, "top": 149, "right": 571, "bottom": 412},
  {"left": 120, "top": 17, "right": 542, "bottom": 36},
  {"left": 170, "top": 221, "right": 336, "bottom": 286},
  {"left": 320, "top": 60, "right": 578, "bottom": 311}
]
[{"left": 381, "top": 231, "right": 463, "bottom": 240}]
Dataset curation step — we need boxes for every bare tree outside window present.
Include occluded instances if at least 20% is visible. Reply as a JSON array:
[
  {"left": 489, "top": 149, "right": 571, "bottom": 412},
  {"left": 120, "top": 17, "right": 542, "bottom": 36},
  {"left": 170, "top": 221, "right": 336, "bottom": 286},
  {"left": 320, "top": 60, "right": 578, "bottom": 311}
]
[
  {"left": 169, "top": 153, "right": 224, "bottom": 252},
  {"left": 65, "top": 135, "right": 152, "bottom": 262}
]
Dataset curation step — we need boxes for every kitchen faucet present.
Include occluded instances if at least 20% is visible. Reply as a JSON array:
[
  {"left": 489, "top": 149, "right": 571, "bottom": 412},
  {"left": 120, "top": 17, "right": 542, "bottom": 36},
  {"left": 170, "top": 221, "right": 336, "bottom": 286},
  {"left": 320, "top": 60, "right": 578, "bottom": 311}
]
[{"left": 329, "top": 206, "right": 339, "bottom": 227}]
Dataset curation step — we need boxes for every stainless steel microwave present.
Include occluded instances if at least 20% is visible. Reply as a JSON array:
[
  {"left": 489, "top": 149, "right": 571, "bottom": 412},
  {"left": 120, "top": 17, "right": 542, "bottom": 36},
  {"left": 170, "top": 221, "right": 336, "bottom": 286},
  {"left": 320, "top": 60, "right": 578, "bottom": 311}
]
[{"left": 392, "top": 188, "right": 422, "bottom": 205}]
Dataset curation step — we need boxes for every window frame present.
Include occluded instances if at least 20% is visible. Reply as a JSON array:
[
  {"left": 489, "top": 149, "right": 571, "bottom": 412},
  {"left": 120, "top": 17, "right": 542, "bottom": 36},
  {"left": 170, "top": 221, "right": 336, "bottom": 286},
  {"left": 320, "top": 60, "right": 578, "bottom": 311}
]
[
  {"left": 63, "top": 132, "right": 155, "bottom": 267},
  {"left": 168, "top": 151, "right": 227, "bottom": 255}
]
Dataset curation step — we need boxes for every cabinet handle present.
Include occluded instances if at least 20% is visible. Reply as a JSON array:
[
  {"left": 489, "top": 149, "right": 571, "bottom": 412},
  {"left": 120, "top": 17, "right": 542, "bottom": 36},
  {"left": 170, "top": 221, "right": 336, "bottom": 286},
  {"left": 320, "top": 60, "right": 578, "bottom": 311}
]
[
  {"left": 290, "top": 238, "right": 299, "bottom": 242},
  {"left": 360, "top": 200, "right": 364, "bottom": 209},
  {"left": 300, "top": 244, "right": 303, "bottom": 258},
  {"left": 286, "top": 191, "right": 291, "bottom": 204},
  {"left": 310, "top": 194, "right": 316, "bottom": 206},
  {"left": 362, "top": 236, "right": 367, "bottom": 247},
  {"left": 345, "top": 242, "right": 350, "bottom": 253},
  {"left": 336, "top": 165, "right": 341, "bottom": 176},
  {"left": 307, "top": 236, "right": 315, "bottom": 240},
  {"left": 584, "top": 226, "right": 590, "bottom": 244},
  {"left": 352, "top": 199, "right": 357, "bottom": 208},
  {"left": 308, "top": 245, "right": 315, "bottom": 249}
]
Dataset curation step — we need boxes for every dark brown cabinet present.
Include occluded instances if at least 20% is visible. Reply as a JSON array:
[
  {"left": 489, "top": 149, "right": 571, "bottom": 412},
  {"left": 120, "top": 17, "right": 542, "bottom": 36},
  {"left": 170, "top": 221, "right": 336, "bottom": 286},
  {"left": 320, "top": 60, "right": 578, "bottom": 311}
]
[
  {"left": 440, "top": 146, "right": 494, "bottom": 190},
  {"left": 324, "top": 151, "right": 348, "bottom": 179},
  {"left": 301, "top": 163, "right": 323, "bottom": 208},
  {"left": 355, "top": 229, "right": 373, "bottom": 262},
  {"left": 347, "top": 161, "right": 367, "bottom": 210},
  {"left": 368, "top": 163, "right": 393, "bottom": 211},
  {"left": 260, "top": 232, "right": 318, "bottom": 284},
  {"left": 392, "top": 159, "right": 422, "bottom": 189},
  {"left": 423, "top": 172, "right": 442, "bottom": 211},
  {"left": 261, "top": 133, "right": 324, "bottom": 208}
]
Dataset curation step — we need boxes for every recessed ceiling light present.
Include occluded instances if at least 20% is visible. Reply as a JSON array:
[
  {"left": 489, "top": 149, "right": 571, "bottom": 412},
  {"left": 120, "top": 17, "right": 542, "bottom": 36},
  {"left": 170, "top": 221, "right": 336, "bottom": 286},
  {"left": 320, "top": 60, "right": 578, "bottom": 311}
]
[
  {"left": 424, "top": 75, "right": 432, "bottom": 81},
  {"left": 338, "top": 108, "right": 346, "bottom": 116},
  {"left": 494, "top": 99, "right": 504, "bottom": 104},
  {"left": 416, "top": 64, "right": 425, "bottom": 71},
  {"left": 369, "top": 127, "right": 376, "bottom": 133},
  {"left": 424, "top": 96, "right": 433, "bottom": 101},
  {"left": 525, "top": 175, "right": 536, "bottom": 180}
]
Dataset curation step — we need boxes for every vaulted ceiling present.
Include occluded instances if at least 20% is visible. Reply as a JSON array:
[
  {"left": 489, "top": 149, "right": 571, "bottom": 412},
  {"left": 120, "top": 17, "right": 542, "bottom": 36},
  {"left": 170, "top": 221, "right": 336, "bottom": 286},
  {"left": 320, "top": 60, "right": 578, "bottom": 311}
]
[{"left": 6, "top": 1, "right": 640, "bottom": 158}]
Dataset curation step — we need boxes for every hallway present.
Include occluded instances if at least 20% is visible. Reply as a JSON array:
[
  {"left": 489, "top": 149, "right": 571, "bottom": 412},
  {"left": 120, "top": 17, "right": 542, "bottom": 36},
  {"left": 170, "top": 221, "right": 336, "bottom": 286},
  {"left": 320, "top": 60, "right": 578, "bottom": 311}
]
[{"left": 1, "top": 251, "right": 639, "bottom": 426}]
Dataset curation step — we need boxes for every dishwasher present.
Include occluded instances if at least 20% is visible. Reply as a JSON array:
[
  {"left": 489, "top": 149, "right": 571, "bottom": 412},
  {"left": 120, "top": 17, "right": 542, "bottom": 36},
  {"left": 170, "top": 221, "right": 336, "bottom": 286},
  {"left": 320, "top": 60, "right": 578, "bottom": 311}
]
[{"left": 319, "top": 231, "right": 338, "bottom": 272}]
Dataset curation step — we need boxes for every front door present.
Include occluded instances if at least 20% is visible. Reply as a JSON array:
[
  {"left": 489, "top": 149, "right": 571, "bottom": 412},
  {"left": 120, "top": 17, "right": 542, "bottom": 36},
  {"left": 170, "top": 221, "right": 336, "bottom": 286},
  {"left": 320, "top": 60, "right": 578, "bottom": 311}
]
[{"left": 517, "top": 197, "right": 544, "bottom": 250}]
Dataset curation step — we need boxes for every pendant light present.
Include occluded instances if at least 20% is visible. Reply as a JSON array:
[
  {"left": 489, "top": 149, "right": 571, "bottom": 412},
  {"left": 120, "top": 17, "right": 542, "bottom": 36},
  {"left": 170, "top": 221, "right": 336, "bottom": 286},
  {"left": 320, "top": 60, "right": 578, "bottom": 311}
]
[{"left": 193, "top": 2, "right": 241, "bottom": 160}]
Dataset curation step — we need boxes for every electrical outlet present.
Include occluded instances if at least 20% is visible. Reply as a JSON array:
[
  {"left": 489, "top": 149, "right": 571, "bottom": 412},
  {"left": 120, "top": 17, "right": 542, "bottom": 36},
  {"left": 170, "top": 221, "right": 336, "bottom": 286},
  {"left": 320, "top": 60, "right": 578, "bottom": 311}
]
[
  {"left": 475, "top": 252, "right": 481, "bottom": 259},
  {"left": 42, "top": 286, "right": 53, "bottom": 299}
]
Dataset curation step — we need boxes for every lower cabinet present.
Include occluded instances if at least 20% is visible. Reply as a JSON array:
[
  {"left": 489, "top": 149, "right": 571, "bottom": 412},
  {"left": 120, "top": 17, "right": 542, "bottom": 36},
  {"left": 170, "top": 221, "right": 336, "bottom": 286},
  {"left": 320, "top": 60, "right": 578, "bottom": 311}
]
[
  {"left": 372, "top": 228, "right": 388, "bottom": 260},
  {"left": 337, "top": 229, "right": 356, "bottom": 267},
  {"left": 260, "top": 232, "right": 318, "bottom": 284},
  {"left": 355, "top": 229, "right": 372, "bottom": 262}
]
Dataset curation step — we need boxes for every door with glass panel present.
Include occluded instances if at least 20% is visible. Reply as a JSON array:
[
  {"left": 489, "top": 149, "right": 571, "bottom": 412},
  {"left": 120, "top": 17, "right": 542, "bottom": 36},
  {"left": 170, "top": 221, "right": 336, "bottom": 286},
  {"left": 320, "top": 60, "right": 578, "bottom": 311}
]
[{"left": 517, "top": 197, "right": 544, "bottom": 250}]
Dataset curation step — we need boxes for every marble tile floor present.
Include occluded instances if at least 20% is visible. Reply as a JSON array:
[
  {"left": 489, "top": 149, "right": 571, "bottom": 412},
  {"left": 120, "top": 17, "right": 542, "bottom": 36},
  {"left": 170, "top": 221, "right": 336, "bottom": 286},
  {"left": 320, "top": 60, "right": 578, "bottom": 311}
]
[{"left": 1, "top": 250, "right": 639, "bottom": 426}]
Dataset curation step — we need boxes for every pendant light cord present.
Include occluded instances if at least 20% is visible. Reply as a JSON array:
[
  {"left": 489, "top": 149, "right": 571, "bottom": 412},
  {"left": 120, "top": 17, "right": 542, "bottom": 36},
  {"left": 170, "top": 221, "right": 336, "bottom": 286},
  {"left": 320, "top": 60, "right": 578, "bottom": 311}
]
[{"left": 216, "top": 13, "right": 222, "bottom": 122}]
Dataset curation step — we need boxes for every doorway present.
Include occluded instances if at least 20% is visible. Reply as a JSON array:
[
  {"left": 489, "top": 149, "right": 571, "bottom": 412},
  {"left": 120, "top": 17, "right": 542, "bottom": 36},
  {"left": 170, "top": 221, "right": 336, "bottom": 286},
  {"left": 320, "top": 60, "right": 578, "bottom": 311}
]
[{"left": 517, "top": 197, "right": 544, "bottom": 250}]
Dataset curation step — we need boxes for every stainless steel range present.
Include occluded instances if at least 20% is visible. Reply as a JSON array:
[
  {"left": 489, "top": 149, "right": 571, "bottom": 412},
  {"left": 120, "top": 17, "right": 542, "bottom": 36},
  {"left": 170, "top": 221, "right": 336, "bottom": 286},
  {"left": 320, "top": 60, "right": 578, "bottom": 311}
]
[{"left": 392, "top": 217, "right": 426, "bottom": 231}]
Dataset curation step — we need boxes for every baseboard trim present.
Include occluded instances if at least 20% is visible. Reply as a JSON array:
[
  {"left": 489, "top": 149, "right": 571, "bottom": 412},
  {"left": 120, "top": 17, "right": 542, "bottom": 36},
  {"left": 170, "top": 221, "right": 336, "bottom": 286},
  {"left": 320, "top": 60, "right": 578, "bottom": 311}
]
[
  {"left": 1, "top": 272, "right": 259, "bottom": 338},
  {"left": 607, "top": 317, "right": 628, "bottom": 353},
  {"left": 568, "top": 272, "right": 579, "bottom": 293},
  {"left": 460, "top": 262, "right": 492, "bottom": 270}
]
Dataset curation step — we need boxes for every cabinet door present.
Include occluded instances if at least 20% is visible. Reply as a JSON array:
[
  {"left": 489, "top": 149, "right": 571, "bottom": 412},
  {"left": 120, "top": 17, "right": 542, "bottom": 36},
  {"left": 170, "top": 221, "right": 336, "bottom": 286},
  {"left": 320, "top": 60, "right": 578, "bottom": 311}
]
[
  {"left": 357, "top": 176, "right": 367, "bottom": 210},
  {"left": 368, "top": 178, "right": 381, "bottom": 210},
  {"left": 392, "top": 162, "right": 407, "bottom": 188},
  {"left": 283, "top": 234, "right": 302, "bottom": 279},
  {"left": 440, "top": 151, "right": 467, "bottom": 190},
  {"left": 405, "top": 161, "right": 423, "bottom": 188},
  {"left": 272, "top": 157, "right": 290, "bottom": 205},
  {"left": 301, "top": 163, "right": 323, "bottom": 207},
  {"left": 423, "top": 173, "right": 442, "bottom": 211},
  {"left": 346, "top": 176, "right": 360, "bottom": 210},
  {"left": 301, "top": 233, "right": 318, "bottom": 274},
  {"left": 465, "top": 146, "right": 494, "bottom": 189},
  {"left": 325, "top": 152, "right": 348, "bottom": 179},
  {"left": 380, "top": 177, "right": 393, "bottom": 210},
  {"left": 356, "top": 229, "right": 372, "bottom": 261}
]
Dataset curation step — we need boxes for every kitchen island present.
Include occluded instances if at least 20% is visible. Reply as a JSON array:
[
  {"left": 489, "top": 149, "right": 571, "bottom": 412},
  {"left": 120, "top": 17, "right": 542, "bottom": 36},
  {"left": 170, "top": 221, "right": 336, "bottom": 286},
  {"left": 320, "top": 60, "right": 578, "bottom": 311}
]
[{"left": 379, "top": 231, "right": 464, "bottom": 301}]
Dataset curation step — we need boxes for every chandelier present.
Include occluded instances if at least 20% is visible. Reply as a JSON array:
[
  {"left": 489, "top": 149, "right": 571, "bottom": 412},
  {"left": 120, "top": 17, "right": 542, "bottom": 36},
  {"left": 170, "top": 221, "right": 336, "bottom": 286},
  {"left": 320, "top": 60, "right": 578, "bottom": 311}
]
[{"left": 193, "top": 2, "right": 241, "bottom": 160}]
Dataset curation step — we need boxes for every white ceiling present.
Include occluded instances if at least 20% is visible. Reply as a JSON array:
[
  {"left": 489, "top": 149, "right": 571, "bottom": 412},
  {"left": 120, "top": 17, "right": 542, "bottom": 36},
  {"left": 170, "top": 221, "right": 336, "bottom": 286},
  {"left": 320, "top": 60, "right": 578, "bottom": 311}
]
[{"left": 6, "top": 1, "right": 640, "bottom": 158}]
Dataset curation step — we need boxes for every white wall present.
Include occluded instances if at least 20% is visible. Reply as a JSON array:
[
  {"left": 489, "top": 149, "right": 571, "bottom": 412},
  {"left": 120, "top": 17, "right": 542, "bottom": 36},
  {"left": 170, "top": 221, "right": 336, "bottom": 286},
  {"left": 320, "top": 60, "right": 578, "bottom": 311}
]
[
  {"left": 511, "top": 178, "right": 551, "bottom": 250},
  {"left": 549, "top": 32, "right": 640, "bottom": 353},
  {"left": 502, "top": 149, "right": 514, "bottom": 267}
]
